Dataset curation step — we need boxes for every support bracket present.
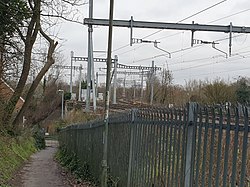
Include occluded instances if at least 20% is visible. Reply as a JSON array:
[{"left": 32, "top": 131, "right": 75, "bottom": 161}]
[{"left": 154, "top": 41, "right": 171, "bottom": 58}]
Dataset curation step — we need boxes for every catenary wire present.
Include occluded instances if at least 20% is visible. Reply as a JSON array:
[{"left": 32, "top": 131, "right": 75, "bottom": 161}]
[
  {"left": 141, "top": 0, "right": 227, "bottom": 40},
  {"left": 109, "top": 0, "right": 228, "bottom": 55}
]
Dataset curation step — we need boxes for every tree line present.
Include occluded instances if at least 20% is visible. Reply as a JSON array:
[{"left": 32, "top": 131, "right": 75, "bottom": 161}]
[{"left": 0, "top": 0, "right": 83, "bottom": 134}]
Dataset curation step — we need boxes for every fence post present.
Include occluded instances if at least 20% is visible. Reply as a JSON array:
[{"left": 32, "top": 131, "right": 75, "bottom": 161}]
[
  {"left": 184, "top": 102, "right": 196, "bottom": 187},
  {"left": 127, "top": 109, "right": 136, "bottom": 187}
]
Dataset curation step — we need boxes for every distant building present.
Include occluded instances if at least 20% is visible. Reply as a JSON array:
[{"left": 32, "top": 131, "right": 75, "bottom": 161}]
[{"left": 0, "top": 79, "right": 25, "bottom": 113}]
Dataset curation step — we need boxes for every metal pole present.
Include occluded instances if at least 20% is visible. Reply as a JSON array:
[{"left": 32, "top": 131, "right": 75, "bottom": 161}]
[
  {"left": 58, "top": 90, "right": 64, "bottom": 119},
  {"left": 101, "top": 0, "right": 114, "bottom": 186},
  {"left": 184, "top": 102, "right": 196, "bottom": 187},
  {"left": 140, "top": 70, "right": 144, "bottom": 103},
  {"left": 96, "top": 72, "right": 99, "bottom": 99},
  {"left": 130, "top": 16, "right": 133, "bottom": 46},
  {"left": 70, "top": 51, "right": 74, "bottom": 98},
  {"left": 112, "top": 55, "right": 118, "bottom": 104},
  {"left": 127, "top": 109, "right": 136, "bottom": 187},
  {"left": 78, "top": 64, "right": 82, "bottom": 101},
  {"left": 229, "top": 22, "right": 233, "bottom": 57},
  {"left": 123, "top": 73, "right": 126, "bottom": 99},
  {"left": 191, "top": 21, "right": 195, "bottom": 47},
  {"left": 133, "top": 80, "right": 136, "bottom": 101},
  {"left": 61, "top": 91, "right": 64, "bottom": 119},
  {"left": 150, "top": 61, "right": 154, "bottom": 105},
  {"left": 86, "top": 0, "right": 93, "bottom": 112},
  {"left": 91, "top": 51, "right": 96, "bottom": 111}
]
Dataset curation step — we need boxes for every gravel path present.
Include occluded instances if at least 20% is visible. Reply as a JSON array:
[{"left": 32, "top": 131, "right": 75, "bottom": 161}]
[{"left": 10, "top": 141, "right": 70, "bottom": 187}]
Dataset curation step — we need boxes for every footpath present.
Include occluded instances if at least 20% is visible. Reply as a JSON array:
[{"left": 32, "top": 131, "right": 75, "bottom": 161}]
[{"left": 9, "top": 140, "right": 70, "bottom": 187}]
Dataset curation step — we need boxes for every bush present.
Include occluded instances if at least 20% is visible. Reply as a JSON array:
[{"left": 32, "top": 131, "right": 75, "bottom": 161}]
[
  {"left": 32, "top": 125, "right": 45, "bottom": 150},
  {"left": 55, "top": 147, "right": 96, "bottom": 185}
]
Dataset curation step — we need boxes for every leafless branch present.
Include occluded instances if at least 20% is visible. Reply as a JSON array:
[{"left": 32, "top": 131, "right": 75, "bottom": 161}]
[
  {"left": 62, "top": 0, "right": 88, "bottom": 6},
  {"left": 16, "top": 27, "right": 26, "bottom": 43},
  {"left": 41, "top": 13, "right": 84, "bottom": 25}
]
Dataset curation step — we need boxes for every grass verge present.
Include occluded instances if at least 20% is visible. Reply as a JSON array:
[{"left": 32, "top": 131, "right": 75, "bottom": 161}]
[
  {"left": 0, "top": 135, "right": 36, "bottom": 185},
  {"left": 55, "top": 146, "right": 96, "bottom": 186}
]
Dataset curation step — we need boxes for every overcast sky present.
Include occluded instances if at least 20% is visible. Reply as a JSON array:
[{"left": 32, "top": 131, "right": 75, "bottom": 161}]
[{"left": 57, "top": 0, "right": 250, "bottom": 86}]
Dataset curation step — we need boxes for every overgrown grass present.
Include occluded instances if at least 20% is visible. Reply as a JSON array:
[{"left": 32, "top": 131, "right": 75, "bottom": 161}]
[
  {"left": 52, "top": 110, "right": 100, "bottom": 133},
  {"left": 0, "top": 134, "right": 36, "bottom": 185},
  {"left": 64, "top": 110, "right": 100, "bottom": 125},
  {"left": 55, "top": 146, "right": 96, "bottom": 186}
]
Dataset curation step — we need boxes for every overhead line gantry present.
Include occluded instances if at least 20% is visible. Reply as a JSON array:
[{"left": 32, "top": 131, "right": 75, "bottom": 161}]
[{"left": 84, "top": 14, "right": 250, "bottom": 111}]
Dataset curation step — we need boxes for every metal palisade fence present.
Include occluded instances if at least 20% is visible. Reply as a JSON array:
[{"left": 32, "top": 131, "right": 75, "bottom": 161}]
[{"left": 59, "top": 103, "right": 250, "bottom": 187}]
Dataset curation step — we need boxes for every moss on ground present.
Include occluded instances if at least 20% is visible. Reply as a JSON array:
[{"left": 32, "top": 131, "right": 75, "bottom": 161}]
[{"left": 0, "top": 135, "right": 36, "bottom": 185}]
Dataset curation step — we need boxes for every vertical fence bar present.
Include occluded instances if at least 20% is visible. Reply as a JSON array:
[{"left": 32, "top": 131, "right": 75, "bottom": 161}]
[
  {"left": 207, "top": 108, "right": 216, "bottom": 187},
  {"left": 132, "top": 121, "right": 138, "bottom": 186},
  {"left": 171, "top": 109, "right": 178, "bottom": 187},
  {"left": 194, "top": 107, "right": 202, "bottom": 187},
  {"left": 162, "top": 110, "right": 168, "bottom": 186},
  {"left": 201, "top": 108, "right": 209, "bottom": 187},
  {"left": 140, "top": 110, "right": 147, "bottom": 186},
  {"left": 150, "top": 111, "right": 156, "bottom": 186},
  {"left": 137, "top": 117, "right": 144, "bottom": 186},
  {"left": 164, "top": 111, "right": 170, "bottom": 186},
  {"left": 184, "top": 102, "right": 196, "bottom": 187},
  {"left": 153, "top": 110, "right": 160, "bottom": 186},
  {"left": 127, "top": 110, "right": 136, "bottom": 187},
  {"left": 157, "top": 110, "right": 163, "bottom": 186},
  {"left": 135, "top": 120, "right": 143, "bottom": 185},
  {"left": 167, "top": 110, "right": 174, "bottom": 187},
  {"left": 175, "top": 109, "right": 182, "bottom": 187},
  {"left": 132, "top": 110, "right": 139, "bottom": 186},
  {"left": 214, "top": 108, "right": 223, "bottom": 187},
  {"left": 147, "top": 110, "right": 153, "bottom": 187},
  {"left": 180, "top": 108, "right": 187, "bottom": 187},
  {"left": 144, "top": 111, "right": 151, "bottom": 186},
  {"left": 140, "top": 114, "right": 146, "bottom": 186},
  {"left": 222, "top": 108, "right": 231, "bottom": 187},
  {"left": 230, "top": 107, "right": 240, "bottom": 187},
  {"left": 239, "top": 107, "right": 249, "bottom": 187}
]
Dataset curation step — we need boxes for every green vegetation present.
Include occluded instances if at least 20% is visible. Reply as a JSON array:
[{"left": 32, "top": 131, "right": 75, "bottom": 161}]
[
  {"left": 55, "top": 146, "right": 96, "bottom": 186},
  {"left": 0, "top": 0, "right": 30, "bottom": 37},
  {"left": 32, "top": 125, "right": 46, "bottom": 150},
  {"left": 0, "top": 135, "right": 36, "bottom": 185},
  {"left": 64, "top": 92, "right": 71, "bottom": 101},
  {"left": 53, "top": 110, "right": 100, "bottom": 132}
]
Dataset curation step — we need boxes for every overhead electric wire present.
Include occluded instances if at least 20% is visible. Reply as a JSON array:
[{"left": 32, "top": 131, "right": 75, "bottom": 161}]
[
  {"left": 132, "top": 33, "right": 248, "bottom": 63},
  {"left": 176, "top": 66, "right": 250, "bottom": 80},
  {"left": 118, "top": 45, "right": 145, "bottom": 56},
  {"left": 115, "top": 3, "right": 250, "bottom": 62},
  {"left": 100, "top": 1, "right": 250, "bottom": 69},
  {"left": 178, "top": 0, "right": 227, "bottom": 23},
  {"left": 208, "top": 8, "right": 250, "bottom": 23},
  {"left": 115, "top": 32, "right": 185, "bottom": 58},
  {"left": 172, "top": 53, "right": 250, "bottom": 72},
  {"left": 109, "top": 0, "right": 228, "bottom": 55},
  {"left": 141, "top": 0, "right": 227, "bottom": 40},
  {"left": 143, "top": 6, "right": 250, "bottom": 50},
  {"left": 155, "top": 32, "right": 184, "bottom": 41}
]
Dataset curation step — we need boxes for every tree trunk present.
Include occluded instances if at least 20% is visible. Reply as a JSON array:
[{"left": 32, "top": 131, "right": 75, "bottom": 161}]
[
  {"left": 0, "top": 36, "right": 4, "bottom": 79},
  {"left": 13, "top": 30, "right": 58, "bottom": 126},
  {"left": 2, "top": 0, "right": 41, "bottom": 129}
]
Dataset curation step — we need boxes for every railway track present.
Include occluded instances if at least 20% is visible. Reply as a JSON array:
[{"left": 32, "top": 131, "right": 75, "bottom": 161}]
[{"left": 65, "top": 99, "right": 151, "bottom": 113}]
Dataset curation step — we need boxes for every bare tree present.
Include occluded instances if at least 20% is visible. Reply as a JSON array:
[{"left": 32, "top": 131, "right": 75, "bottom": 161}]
[{"left": 1, "top": 0, "right": 85, "bottom": 130}]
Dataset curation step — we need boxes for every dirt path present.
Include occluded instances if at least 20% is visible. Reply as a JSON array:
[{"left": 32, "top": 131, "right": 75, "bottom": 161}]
[{"left": 10, "top": 141, "right": 70, "bottom": 187}]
